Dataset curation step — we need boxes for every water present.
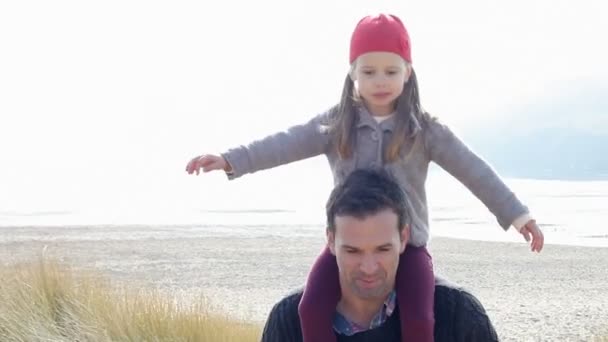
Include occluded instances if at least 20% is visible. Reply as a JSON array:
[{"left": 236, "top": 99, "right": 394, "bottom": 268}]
[
  {"left": 427, "top": 175, "right": 608, "bottom": 247},
  {"left": 1, "top": 171, "right": 607, "bottom": 247}
]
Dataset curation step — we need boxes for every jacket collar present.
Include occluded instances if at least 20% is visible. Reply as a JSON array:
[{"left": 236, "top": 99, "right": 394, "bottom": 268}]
[{"left": 355, "top": 105, "right": 397, "bottom": 132}]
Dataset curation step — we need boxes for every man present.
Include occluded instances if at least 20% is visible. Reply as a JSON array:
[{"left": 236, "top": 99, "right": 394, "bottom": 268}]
[{"left": 261, "top": 169, "right": 499, "bottom": 341}]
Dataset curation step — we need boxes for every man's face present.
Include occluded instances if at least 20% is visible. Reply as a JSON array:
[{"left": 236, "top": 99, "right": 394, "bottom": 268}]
[{"left": 328, "top": 209, "right": 408, "bottom": 300}]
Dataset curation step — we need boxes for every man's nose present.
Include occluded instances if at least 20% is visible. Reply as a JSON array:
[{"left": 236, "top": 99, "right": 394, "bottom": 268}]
[{"left": 359, "top": 255, "right": 379, "bottom": 274}]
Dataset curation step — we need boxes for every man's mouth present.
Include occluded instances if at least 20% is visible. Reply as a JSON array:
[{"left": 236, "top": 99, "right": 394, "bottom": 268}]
[{"left": 356, "top": 278, "right": 380, "bottom": 288}]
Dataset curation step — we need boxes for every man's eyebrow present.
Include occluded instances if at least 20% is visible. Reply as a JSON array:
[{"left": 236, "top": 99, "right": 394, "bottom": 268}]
[
  {"left": 340, "top": 244, "right": 359, "bottom": 250},
  {"left": 340, "top": 243, "right": 393, "bottom": 250}
]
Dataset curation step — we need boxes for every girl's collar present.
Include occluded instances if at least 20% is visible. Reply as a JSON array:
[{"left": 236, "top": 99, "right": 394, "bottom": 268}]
[{"left": 356, "top": 105, "right": 397, "bottom": 131}]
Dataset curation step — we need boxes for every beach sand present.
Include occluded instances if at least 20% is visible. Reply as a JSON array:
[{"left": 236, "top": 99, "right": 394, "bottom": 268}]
[{"left": 1, "top": 225, "right": 607, "bottom": 341}]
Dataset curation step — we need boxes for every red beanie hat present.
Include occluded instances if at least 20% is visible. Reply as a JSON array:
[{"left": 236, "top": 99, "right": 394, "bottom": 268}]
[{"left": 349, "top": 14, "right": 412, "bottom": 64}]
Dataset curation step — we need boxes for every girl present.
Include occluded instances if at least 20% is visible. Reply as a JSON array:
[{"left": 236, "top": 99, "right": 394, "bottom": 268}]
[{"left": 186, "top": 13, "right": 544, "bottom": 342}]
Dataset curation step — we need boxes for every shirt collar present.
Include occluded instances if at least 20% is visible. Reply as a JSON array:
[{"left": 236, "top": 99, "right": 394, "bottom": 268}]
[{"left": 333, "top": 290, "right": 397, "bottom": 336}]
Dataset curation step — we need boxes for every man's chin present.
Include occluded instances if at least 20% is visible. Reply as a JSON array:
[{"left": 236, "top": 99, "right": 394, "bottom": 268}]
[{"left": 352, "top": 282, "right": 389, "bottom": 299}]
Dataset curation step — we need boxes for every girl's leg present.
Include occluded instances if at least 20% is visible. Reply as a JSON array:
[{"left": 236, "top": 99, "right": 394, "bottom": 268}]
[
  {"left": 396, "top": 245, "right": 435, "bottom": 342},
  {"left": 298, "top": 246, "right": 340, "bottom": 342}
]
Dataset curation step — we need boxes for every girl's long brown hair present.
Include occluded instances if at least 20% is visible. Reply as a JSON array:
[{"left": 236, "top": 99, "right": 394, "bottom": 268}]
[{"left": 328, "top": 68, "right": 431, "bottom": 162}]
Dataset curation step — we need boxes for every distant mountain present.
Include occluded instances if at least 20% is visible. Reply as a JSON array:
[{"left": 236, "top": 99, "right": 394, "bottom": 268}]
[{"left": 462, "top": 81, "right": 608, "bottom": 180}]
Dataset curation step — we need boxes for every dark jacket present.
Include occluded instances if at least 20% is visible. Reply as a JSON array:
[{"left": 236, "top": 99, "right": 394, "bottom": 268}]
[{"left": 260, "top": 277, "right": 499, "bottom": 342}]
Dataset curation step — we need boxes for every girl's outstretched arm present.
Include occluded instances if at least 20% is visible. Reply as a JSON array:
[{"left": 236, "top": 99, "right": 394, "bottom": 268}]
[
  {"left": 186, "top": 111, "right": 332, "bottom": 179},
  {"left": 424, "top": 118, "right": 543, "bottom": 251}
]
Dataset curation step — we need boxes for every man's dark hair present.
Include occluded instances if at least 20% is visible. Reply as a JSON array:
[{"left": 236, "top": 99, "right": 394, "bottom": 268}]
[{"left": 326, "top": 168, "right": 412, "bottom": 233}]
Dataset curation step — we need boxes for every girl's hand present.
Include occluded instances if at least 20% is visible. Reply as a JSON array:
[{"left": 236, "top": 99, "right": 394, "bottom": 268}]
[
  {"left": 519, "top": 219, "right": 544, "bottom": 253},
  {"left": 185, "top": 154, "right": 231, "bottom": 175}
]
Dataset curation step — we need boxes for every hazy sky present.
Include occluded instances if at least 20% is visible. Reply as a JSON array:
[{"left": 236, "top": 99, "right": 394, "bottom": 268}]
[{"left": 1, "top": 0, "right": 607, "bottom": 214}]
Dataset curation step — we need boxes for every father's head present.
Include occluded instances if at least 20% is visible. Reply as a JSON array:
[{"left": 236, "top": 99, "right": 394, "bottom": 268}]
[{"left": 326, "top": 169, "right": 411, "bottom": 302}]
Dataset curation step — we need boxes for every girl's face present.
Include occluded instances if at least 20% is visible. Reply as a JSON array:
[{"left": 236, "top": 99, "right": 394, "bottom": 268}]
[{"left": 351, "top": 52, "right": 410, "bottom": 116}]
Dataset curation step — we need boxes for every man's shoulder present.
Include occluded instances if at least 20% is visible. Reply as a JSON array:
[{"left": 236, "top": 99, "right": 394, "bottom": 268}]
[
  {"left": 260, "top": 289, "right": 304, "bottom": 342},
  {"left": 434, "top": 277, "right": 499, "bottom": 342},
  {"left": 268, "top": 288, "right": 304, "bottom": 315},
  {"left": 435, "top": 277, "right": 489, "bottom": 315}
]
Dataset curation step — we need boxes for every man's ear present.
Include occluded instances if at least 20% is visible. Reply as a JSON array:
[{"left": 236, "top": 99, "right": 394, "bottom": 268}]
[
  {"left": 399, "top": 225, "right": 410, "bottom": 253},
  {"left": 326, "top": 229, "right": 337, "bottom": 255}
]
